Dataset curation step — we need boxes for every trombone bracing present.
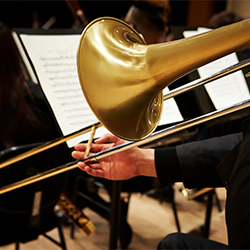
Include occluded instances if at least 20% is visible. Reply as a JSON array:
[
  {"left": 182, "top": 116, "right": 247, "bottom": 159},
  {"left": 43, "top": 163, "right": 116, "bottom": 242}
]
[
  {"left": 1, "top": 17, "right": 250, "bottom": 194},
  {"left": 1, "top": 97, "right": 250, "bottom": 195}
]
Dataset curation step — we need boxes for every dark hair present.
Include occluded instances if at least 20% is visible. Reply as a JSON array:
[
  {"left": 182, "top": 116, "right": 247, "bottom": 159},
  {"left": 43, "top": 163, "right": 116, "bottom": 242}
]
[
  {"left": 0, "top": 21, "right": 41, "bottom": 148},
  {"left": 133, "top": 0, "right": 171, "bottom": 31}
]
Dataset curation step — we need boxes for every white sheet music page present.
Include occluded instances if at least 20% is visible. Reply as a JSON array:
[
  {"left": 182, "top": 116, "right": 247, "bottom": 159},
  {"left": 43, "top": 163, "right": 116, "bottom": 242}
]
[
  {"left": 183, "top": 28, "right": 249, "bottom": 110},
  {"left": 159, "top": 87, "right": 183, "bottom": 125},
  {"left": 20, "top": 34, "right": 106, "bottom": 147}
]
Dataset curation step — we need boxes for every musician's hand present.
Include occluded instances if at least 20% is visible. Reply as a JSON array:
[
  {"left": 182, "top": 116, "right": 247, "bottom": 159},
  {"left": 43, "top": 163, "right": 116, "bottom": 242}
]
[{"left": 71, "top": 133, "right": 156, "bottom": 180}]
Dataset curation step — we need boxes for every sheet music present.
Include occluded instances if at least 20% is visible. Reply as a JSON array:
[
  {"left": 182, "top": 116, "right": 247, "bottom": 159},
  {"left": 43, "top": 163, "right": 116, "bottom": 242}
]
[
  {"left": 20, "top": 34, "right": 103, "bottom": 147},
  {"left": 12, "top": 32, "right": 38, "bottom": 84},
  {"left": 160, "top": 88, "right": 183, "bottom": 125},
  {"left": 19, "top": 34, "right": 183, "bottom": 147},
  {"left": 183, "top": 28, "right": 250, "bottom": 110}
]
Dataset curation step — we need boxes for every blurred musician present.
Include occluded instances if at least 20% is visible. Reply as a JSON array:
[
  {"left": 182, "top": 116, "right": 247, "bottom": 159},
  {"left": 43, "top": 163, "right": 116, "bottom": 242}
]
[
  {"left": 124, "top": 0, "right": 174, "bottom": 44},
  {"left": 64, "top": 0, "right": 133, "bottom": 29},
  {"left": 0, "top": 21, "right": 61, "bottom": 150},
  {"left": 0, "top": 1, "right": 75, "bottom": 29},
  {"left": 209, "top": 10, "right": 244, "bottom": 29},
  {"left": 65, "top": 0, "right": 88, "bottom": 28}
]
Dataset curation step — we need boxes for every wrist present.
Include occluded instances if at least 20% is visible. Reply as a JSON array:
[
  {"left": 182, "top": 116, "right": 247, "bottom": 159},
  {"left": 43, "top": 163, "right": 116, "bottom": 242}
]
[{"left": 137, "top": 148, "right": 156, "bottom": 177}]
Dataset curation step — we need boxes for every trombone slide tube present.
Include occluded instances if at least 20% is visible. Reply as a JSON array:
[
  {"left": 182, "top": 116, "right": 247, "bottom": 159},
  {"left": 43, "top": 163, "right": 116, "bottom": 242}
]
[
  {"left": 87, "top": 98, "right": 250, "bottom": 162},
  {"left": 0, "top": 122, "right": 102, "bottom": 170},
  {"left": 0, "top": 161, "right": 79, "bottom": 195},
  {"left": 164, "top": 58, "right": 250, "bottom": 101},
  {"left": 1, "top": 99, "right": 250, "bottom": 195}
]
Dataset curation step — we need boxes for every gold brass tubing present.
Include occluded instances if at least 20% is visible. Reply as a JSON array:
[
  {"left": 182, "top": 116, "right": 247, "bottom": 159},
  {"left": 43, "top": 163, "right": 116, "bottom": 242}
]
[
  {"left": 86, "top": 98, "right": 250, "bottom": 162},
  {"left": 1, "top": 58, "right": 250, "bottom": 193},
  {"left": 0, "top": 161, "right": 79, "bottom": 195},
  {"left": 1, "top": 57, "right": 248, "bottom": 171},
  {"left": 84, "top": 126, "right": 97, "bottom": 158},
  {"left": 77, "top": 17, "right": 250, "bottom": 141},
  {"left": 182, "top": 187, "right": 213, "bottom": 200},
  {"left": 164, "top": 57, "right": 250, "bottom": 101},
  {"left": 0, "top": 122, "right": 102, "bottom": 170},
  {"left": 1, "top": 99, "right": 250, "bottom": 195}
]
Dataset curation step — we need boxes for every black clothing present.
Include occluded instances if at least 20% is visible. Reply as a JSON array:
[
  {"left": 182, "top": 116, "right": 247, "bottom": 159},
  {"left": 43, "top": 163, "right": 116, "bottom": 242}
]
[
  {"left": 24, "top": 80, "right": 61, "bottom": 141},
  {"left": 0, "top": 80, "right": 70, "bottom": 187},
  {"left": 0, "top": 81, "right": 70, "bottom": 247},
  {"left": 218, "top": 118, "right": 250, "bottom": 249},
  {"left": 155, "top": 117, "right": 250, "bottom": 249},
  {"left": 155, "top": 133, "right": 242, "bottom": 188},
  {"left": 158, "top": 232, "right": 228, "bottom": 249},
  {"left": 0, "top": 81, "right": 61, "bottom": 151}
]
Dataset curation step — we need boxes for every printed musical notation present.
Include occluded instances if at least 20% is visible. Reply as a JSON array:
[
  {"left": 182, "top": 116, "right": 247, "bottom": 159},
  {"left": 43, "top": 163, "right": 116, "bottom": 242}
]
[{"left": 20, "top": 34, "right": 101, "bottom": 147}]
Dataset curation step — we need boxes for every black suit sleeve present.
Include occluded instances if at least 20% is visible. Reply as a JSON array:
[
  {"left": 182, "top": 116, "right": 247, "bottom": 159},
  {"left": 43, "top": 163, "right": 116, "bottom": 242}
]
[{"left": 155, "top": 133, "right": 242, "bottom": 188}]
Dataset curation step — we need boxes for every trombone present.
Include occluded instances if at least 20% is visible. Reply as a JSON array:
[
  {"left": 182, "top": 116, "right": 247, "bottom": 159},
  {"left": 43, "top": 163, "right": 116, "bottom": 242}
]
[
  {"left": 1, "top": 17, "right": 250, "bottom": 194},
  {"left": 1, "top": 96, "right": 250, "bottom": 195}
]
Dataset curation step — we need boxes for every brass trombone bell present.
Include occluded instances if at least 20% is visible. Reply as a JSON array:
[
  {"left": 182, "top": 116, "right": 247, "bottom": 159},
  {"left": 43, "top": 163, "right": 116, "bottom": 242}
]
[{"left": 77, "top": 17, "right": 250, "bottom": 141}]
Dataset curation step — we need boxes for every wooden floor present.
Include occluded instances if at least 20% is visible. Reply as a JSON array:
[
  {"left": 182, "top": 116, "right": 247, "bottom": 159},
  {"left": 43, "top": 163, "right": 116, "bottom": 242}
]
[{"left": 0, "top": 183, "right": 228, "bottom": 250}]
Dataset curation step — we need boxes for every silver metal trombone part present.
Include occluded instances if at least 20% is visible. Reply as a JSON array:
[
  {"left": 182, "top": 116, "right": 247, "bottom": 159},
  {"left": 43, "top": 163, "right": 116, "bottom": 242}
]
[
  {"left": 0, "top": 97, "right": 250, "bottom": 195},
  {"left": 1, "top": 57, "right": 250, "bottom": 172}
]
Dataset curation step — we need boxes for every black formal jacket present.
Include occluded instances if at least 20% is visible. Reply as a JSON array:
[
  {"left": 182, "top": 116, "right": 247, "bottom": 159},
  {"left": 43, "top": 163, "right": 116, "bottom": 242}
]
[{"left": 155, "top": 130, "right": 243, "bottom": 189}]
